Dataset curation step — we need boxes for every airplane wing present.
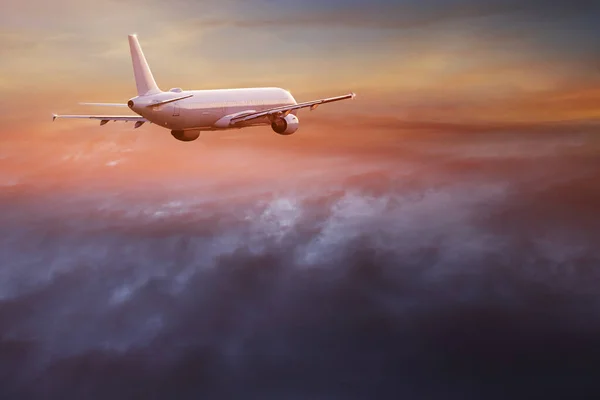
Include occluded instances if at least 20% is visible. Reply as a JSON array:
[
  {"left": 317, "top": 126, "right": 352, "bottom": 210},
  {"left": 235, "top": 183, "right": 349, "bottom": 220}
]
[
  {"left": 52, "top": 114, "right": 148, "bottom": 127},
  {"left": 230, "top": 92, "right": 356, "bottom": 125}
]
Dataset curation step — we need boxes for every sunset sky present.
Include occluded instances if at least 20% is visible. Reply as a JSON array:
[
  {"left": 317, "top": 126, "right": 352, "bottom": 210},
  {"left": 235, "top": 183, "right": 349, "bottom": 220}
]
[
  {"left": 2, "top": 0, "right": 600, "bottom": 140},
  {"left": 3, "top": 2, "right": 600, "bottom": 398}
]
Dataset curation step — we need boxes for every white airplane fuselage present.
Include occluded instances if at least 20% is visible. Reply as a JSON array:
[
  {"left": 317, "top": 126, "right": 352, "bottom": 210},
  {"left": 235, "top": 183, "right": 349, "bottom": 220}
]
[
  {"left": 129, "top": 87, "right": 297, "bottom": 132},
  {"left": 53, "top": 34, "right": 354, "bottom": 142}
]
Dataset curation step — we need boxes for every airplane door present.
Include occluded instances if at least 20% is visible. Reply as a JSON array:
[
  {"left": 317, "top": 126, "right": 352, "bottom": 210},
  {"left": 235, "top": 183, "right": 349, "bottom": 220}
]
[{"left": 173, "top": 102, "right": 180, "bottom": 117}]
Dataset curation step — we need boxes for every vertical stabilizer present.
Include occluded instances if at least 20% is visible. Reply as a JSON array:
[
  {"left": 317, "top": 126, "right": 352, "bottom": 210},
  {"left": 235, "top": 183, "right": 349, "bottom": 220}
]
[{"left": 128, "top": 34, "right": 161, "bottom": 96}]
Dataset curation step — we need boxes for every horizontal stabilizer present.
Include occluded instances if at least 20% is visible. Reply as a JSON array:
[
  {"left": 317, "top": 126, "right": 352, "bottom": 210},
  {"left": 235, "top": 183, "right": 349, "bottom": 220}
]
[
  {"left": 79, "top": 102, "right": 128, "bottom": 107},
  {"left": 146, "top": 94, "right": 193, "bottom": 108}
]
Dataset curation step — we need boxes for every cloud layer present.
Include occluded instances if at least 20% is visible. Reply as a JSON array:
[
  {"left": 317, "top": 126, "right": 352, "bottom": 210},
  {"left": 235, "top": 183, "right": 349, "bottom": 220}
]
[{"left": 1, "top": 125, "right": 599, "bottom": 399}]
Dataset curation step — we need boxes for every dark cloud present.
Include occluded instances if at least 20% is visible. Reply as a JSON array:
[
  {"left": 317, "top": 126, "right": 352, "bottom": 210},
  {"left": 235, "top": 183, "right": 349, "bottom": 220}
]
[
  {"left": 183, "top": 0, "right": 600, "bottom": 31},
  {"left": 1, "top": 126, "right": 600, "bottom": 399}
]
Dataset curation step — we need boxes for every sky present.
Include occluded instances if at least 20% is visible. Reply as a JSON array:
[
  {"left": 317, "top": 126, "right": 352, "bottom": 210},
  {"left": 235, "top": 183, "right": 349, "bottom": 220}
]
[
  {"left": 2, "top": 1, "right": 600, "bottom": 398},
  {"left": 1, "top": 0, "right": 600, "bottom": 139}
]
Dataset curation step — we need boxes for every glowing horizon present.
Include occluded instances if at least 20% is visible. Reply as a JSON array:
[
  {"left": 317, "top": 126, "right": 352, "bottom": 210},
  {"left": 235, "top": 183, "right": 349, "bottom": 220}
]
[{"left": 2, "top": 0, "right": 600, "bottom": 141}]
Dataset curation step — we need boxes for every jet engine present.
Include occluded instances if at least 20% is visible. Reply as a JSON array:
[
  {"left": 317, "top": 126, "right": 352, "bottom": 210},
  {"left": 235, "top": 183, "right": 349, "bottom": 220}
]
[
  {"left": 171, "top": 130, "right": 200, "bottom": 142},
  {"left": 271, "top": 114, "right": 299, "bottom": 135}
]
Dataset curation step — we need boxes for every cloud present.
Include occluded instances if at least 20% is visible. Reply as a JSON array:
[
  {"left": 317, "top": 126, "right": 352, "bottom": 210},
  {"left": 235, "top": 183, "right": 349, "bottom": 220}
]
[
  {"left": 1, "top": 129, "right": 599, "bottom": 398},
  {"left": 175, "top": 0, "right": 600, "bottom": 31}
]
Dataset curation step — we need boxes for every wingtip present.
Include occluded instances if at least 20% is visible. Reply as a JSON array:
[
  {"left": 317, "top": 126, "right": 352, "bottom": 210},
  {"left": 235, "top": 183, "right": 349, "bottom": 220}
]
[
  {"left": 52, "top": 113, "right": 57, "bottom": 121},
  {"left": 350, "top": 92, "right": 356, "bottom": 99}
]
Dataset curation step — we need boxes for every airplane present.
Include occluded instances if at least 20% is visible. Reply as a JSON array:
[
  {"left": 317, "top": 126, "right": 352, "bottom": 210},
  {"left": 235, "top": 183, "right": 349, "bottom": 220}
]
[{"left": 52, "top": 34, "right": 356, "bottom": 142}]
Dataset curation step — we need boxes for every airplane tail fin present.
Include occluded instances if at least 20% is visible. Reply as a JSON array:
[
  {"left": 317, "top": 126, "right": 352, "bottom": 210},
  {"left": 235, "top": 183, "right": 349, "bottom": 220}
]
[{"left": 128, "top": 34, "right": 161, "bottom": 96}]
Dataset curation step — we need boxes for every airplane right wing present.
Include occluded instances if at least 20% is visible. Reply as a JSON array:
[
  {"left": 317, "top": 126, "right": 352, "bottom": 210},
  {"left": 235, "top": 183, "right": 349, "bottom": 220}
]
[{"left": 229, "top": 92, "right": 356, "bottom": 125}]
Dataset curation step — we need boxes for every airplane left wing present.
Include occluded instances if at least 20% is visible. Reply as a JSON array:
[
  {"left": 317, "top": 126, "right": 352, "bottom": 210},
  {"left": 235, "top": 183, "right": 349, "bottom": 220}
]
[
  {"left": 52, "top": 114, "right": 148, "bottom": 127},
  {"left": 229, "top": 92, "right": 356, "bottom": 125}
]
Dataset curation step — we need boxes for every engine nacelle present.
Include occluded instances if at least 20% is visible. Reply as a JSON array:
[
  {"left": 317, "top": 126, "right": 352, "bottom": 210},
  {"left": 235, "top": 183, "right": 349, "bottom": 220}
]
[
  {"left": 271, "top": 114, "right": 299, "bottom": 135},
  {"left": 171, "top": 130, "right": 200, "bottom": 142}
]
